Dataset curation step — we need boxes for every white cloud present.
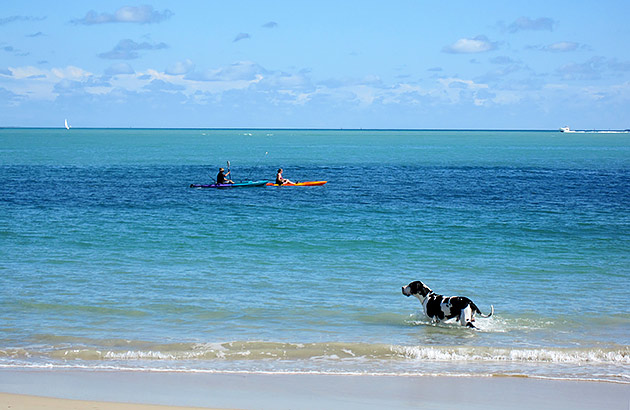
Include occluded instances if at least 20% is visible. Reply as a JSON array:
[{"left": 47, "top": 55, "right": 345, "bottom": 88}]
[
  {"left": 0, "top": 65, "right": 94, "bottom": 101},
  {"left": 527, "top": 42, "right": 588, "bottom": 53},
  {"left": 51, "top": 66, "right": 92, "bottom": 80},
  {"left": 233, "top": 33, "right": 251, "bottom": 42},
  {"left": 186, "top": 61, "right": 266, "bottom": 82},
  {"left": 548, "top": 42, "right": 579, "bottom": 52},
  {"left": 166, "top": 59, "right": 195, "bottom": 75},
  {"left": 3, "top": 56, "right": 627, "bottom": 128},
  {"left": 433, "top": 77, "right": 490, "bottom": 105},
  {"left": 99, "top": 39, "right": 168, "bottom": 60},
  {"left": 439, "top": 78, "right": 488, "bottom": 91},
  {"left": 608, "top": 59, "right": 630, "bottom": 72},
  {"left": 556, "top": 57, "right": 630, "bottom": 80},
  {"left": 0, "top": 15, "right": 45, "bottom": 25},
  {"left": 507, "top": 17, "right": 555, "bottom": 33},
  {"left": 557, "top": 57, "right": 605, "bottom": 80},
  {"left": 443, "top": 36, "right": 497, "bottom": 54},
  {"left": 1, "top": 61, "right": 497, "bottom": 111},
  {"left": 143, "top": 79, "right": 186, "bottom": 92},
  {"left": 490, "top": 56, "right": 518, "bottom": 65},
  {"left": 105, "top": 63, "right": 135, "bottom": 76},
  {"left": 6, "top": 65, "right": 91, "bottom": 82},
  {"left": 72, "top": 6, "right": 173, "bottom": 25}
]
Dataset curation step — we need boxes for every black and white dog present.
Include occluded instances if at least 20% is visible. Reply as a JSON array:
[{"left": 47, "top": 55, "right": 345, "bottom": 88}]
[{"left": 402, "top": 280, "right": 493, "bottom": 328}]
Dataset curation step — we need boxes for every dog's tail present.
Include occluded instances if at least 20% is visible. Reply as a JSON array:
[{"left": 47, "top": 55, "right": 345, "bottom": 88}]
[{"left": 473, "top": 303, "right": 494, "bottom": 318}]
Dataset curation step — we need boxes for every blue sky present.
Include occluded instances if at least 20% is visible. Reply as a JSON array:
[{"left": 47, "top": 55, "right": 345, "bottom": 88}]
[{"left": 1, "top": 1, "right": 629, "bottom": 129}]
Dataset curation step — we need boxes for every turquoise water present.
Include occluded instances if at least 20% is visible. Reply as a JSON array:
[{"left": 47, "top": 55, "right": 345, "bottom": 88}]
[{"left": 1, "top": 128, "right": 629, "bottom": 382}]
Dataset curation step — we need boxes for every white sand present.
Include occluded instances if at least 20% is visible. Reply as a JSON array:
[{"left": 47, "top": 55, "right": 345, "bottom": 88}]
[
  {"left": 1, "top": 369, "right": 628, "bottom": 410},
  {"left": 0, "top": 393, "right": 232, "bottom": 410}
]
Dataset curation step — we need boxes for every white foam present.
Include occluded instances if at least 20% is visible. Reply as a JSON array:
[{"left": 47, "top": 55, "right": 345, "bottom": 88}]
[{"left": 394, "top": 345, "right": 630, "bottom": 364}]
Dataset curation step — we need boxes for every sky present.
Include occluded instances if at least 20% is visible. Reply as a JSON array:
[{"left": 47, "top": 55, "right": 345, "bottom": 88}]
[{"left": 1, "top": 0, "right": 629, "bottom": 129}]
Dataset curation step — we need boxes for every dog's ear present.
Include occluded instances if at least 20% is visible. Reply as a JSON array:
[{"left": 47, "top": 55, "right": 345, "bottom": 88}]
[
  {"left": 419, "top": 282, "right": 432, "bottom": 297},
  {"left": 408, "top": 281, "right": 419, "bottom": 294},
  {"left": 410, "top": 281, "right": 425, "bottom": 295}
]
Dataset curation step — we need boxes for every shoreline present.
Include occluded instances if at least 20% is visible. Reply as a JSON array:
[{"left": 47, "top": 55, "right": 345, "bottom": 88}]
[{"left": 1, "top": 369, "right": 628, "bottom": 410}]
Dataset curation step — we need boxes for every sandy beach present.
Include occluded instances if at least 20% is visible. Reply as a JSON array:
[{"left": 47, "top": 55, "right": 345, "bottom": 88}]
[
  {"left": 1, "top": 369, "right": 628, "bottom": 410},
  {"left": 0, "top": 393, "right": 228, "bottom": 410}
]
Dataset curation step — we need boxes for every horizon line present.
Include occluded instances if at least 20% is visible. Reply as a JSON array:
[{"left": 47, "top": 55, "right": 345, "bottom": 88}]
[{"left": 0, "top": 126, "right": 560, "bottom": 132}]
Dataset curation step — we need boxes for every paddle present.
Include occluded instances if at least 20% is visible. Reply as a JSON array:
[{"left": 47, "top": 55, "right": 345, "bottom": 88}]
[{"left": 227, "top": 160, "right": 231, "bottom": 182}]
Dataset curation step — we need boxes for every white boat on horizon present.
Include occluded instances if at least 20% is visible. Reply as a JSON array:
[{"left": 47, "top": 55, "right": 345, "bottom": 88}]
[
  {"left": 559, "top": 126, "right": 628, "bottom": 134},
  {"left": 64, "top": 119, "right": 71, "bottom": 130}
]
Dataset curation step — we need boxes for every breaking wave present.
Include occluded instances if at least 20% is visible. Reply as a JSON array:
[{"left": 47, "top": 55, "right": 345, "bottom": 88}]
[
  {"left": 1, "top": 339, "right": 628, "bottom": 365},
  {"left": 2, "top": 339, "right": 629, "bottom": 383}
]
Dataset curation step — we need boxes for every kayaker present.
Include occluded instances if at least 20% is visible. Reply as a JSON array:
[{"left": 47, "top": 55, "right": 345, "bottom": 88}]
[
  {"left": 217, "top": 167, "right": 233, "bottom": 184},
  {"left": 275, "top": 168, "right": 294, "bottom": 185}
]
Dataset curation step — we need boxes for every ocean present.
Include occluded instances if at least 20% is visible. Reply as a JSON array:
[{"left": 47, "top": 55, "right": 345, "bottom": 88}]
[{"left": 1, "top": 128, "right": 628, "bottom": 383}]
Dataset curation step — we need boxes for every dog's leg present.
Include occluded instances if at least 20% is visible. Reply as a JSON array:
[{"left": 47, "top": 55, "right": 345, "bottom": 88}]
[{"left": 460, "top": 306, "right": 474, "bottom": 327}]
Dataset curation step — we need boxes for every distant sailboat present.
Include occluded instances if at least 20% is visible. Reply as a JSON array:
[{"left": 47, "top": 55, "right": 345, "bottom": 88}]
[{"left": 64, "top": 119, "right": 70, "bottom": 130}]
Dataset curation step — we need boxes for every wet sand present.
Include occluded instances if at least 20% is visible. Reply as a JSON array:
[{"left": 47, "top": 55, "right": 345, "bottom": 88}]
[{"left": 1, "top": 369, "right": 628, "bottom": 410}]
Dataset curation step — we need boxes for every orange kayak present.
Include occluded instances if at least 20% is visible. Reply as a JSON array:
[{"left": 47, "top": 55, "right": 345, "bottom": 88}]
[{"left": 265, "top": 181, "right": 327, "bottom": 187}]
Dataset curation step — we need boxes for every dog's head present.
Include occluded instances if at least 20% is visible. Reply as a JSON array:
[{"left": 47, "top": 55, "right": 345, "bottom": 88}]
[{"left": 402, "top": 281, "right": 432, "bottom": 299}]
